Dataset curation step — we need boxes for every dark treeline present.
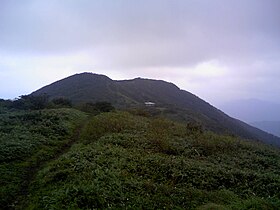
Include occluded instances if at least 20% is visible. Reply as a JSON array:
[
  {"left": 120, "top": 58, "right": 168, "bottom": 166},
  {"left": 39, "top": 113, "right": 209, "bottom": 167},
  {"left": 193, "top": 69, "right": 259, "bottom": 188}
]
[{"left": 0, "top": 94, "right": 114, "bottom": 113}]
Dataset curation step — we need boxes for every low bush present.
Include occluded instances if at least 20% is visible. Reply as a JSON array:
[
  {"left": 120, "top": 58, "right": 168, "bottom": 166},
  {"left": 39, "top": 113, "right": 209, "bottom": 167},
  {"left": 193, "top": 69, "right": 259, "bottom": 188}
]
[
  {"left": 1, "top": 111, "right": 280, "bottom": 209},
  {"left": 0, "top": 108, "right": 87, "bottom": 208}
]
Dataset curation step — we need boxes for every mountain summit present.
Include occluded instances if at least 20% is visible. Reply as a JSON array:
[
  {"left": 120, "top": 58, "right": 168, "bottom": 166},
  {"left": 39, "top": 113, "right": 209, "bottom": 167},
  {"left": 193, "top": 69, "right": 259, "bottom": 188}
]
[{"left": 32, "top": 72, "right": 280, "bottom": 146}]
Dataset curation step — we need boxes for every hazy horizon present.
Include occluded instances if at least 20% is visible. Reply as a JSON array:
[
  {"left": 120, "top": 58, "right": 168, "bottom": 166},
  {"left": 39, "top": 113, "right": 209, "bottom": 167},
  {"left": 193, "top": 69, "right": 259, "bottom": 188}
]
[{"left": 1, "top": 0, "right": 280, "bottom": 106}]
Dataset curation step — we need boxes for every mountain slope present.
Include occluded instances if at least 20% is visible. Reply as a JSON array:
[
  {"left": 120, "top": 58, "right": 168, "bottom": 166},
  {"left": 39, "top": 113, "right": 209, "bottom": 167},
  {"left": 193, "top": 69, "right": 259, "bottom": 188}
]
[
  {"left": 2, "top": 110, "right": 280, "bottom": 209},
  {"left": 24, "top": 111, "right": 280, "bottom": 209},
  {"left": 32, "top": 73, "right": 116, "bottom": 104},
  {"left": 32, "top": 72, "right": 280, "bottom": 146}
]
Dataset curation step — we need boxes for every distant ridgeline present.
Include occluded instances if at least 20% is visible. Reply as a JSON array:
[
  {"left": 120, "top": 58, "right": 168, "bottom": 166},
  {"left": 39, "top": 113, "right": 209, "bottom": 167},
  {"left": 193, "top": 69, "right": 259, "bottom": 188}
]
[{"left": 25, "top": 72, "right": 279, "bottom": 147}]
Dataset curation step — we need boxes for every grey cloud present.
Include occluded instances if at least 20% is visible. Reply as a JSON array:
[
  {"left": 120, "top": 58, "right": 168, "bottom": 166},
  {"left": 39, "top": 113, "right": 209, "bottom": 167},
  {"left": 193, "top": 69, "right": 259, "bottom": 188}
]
[{"left": 1, "top": 0, "right": 279, "bottom": 60}]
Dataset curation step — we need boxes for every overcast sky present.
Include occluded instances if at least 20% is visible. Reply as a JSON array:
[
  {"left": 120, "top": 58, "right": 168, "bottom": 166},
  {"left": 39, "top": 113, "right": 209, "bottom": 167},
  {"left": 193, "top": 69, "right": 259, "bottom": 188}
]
[{"left": 1, "top": 0, "right": 279, "bottom": 106}]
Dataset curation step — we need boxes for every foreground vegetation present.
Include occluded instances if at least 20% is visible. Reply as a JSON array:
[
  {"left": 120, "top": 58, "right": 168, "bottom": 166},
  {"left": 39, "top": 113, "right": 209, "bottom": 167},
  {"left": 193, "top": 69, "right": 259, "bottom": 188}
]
[
  {"left": 1, "top": 96, "right": 280, "bottom": 209},
  {"left": 0, "top": 108, "right": 87, "bottom": 209}
]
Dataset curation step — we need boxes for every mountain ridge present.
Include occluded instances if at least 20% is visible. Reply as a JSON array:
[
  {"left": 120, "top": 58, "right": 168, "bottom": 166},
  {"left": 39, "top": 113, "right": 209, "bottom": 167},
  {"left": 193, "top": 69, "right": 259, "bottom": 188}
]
[{"left": 32, "top": 72, "right": 280, "bottom": 147}]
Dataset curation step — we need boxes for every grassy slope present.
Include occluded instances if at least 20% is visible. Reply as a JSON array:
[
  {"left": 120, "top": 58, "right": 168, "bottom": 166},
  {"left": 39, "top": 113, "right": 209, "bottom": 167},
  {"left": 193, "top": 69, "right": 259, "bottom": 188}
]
[
  {"left": 23, "top": 112, "right": 280, "bottom": 209},
  {"left": 0, "top": 108, "right": 87, "bottom": 209}
]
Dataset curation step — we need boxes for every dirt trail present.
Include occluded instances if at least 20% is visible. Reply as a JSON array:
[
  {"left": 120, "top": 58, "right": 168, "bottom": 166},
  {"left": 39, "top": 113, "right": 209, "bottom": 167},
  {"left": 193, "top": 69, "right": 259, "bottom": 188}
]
[{"left": 13, "top": 118, "right": 90, "bottom": 209}]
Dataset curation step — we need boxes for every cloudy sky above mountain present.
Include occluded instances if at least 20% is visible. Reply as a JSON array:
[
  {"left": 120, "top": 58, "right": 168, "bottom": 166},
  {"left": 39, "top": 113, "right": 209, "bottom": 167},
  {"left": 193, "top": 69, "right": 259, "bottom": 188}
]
[{"left": 1, "top": 0, "right": 279, "bottom": 105}]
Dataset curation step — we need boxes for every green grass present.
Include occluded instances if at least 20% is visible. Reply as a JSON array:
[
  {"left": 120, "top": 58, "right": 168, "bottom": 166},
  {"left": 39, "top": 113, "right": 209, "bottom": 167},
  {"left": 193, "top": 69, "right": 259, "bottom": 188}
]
[
  {"left": 0, "top": 108, "right": 87, "bottom": 209},
  {"left": 20, "top": 111, "right": 280, "bottom": 209}
]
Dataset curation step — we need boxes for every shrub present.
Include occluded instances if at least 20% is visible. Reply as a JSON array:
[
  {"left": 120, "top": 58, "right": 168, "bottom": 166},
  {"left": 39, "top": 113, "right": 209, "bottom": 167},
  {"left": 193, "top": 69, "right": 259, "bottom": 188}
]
[
  {"left": 79, "top": 101, "right": 115, "bottom": 114},
  {"left": 51, "top": 98, "right": 72, "bottom": 108},
  {"left": 10, "top": 94, "right": 49, "bottom": 110}
]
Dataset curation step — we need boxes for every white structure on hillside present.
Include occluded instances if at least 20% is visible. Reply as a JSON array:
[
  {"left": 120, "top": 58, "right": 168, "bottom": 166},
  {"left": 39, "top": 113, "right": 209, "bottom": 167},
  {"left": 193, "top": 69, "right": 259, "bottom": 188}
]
[{"left": 144, "top": 102, "right": 155, "bottom": 106}]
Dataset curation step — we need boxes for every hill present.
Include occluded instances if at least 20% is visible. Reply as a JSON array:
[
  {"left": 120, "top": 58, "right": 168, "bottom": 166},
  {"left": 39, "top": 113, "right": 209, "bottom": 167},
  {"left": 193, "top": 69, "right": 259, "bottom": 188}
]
[
  {"left": 1, "top": 109, "right": 280, "bottom": 209},
  {"left": 32, "top": 72, "right": 280, "bottom": 147}
]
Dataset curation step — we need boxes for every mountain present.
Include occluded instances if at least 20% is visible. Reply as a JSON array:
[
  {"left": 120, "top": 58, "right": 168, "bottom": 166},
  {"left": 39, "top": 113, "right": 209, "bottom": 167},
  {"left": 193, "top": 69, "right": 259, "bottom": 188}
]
[
  {"left": 220, "top": 99, "right": 280, "bottom": 123},
  {"left": 32, "top": 72, "right": 280, "bottom": 146},
  {"left": 251, "top": 121, "right": 280, "bottom": 137}
]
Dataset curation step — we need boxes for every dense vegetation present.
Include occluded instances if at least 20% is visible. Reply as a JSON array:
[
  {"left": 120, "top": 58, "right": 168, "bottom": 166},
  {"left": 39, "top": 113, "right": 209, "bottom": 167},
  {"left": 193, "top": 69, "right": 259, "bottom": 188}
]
[
  {"left": 0, "top": 107, "right": 87, "bottom": 209},
  {"left": 1, "top": 103, "right": 279, "bottom": 209}
]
